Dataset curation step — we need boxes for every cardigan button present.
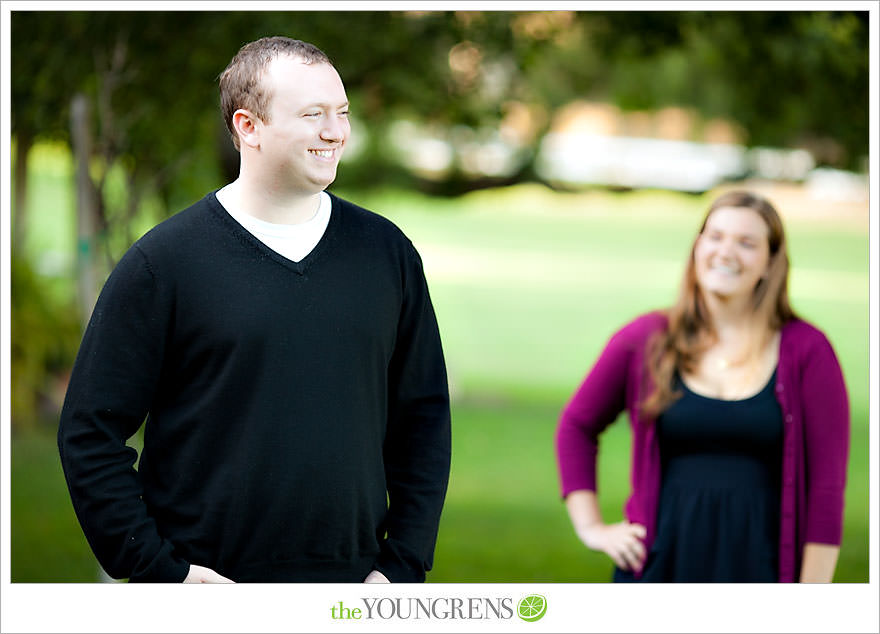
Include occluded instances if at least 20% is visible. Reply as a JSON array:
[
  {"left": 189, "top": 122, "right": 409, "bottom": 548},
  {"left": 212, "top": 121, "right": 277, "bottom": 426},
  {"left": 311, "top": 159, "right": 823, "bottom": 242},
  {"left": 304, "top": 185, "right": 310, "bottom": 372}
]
[
  {"left": 776, "top": 384, "right": 784, "bottom": 392},
  {"left": 785, "top": 414, "right": 793, "bottom": 422}
]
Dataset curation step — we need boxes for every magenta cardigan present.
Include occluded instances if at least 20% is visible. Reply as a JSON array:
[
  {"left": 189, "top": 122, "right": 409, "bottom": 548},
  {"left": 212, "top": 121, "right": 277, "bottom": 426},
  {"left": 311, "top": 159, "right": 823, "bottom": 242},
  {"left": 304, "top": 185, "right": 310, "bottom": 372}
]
[{"left": 555, "top": 312, "right": 849, "bottom": 582}]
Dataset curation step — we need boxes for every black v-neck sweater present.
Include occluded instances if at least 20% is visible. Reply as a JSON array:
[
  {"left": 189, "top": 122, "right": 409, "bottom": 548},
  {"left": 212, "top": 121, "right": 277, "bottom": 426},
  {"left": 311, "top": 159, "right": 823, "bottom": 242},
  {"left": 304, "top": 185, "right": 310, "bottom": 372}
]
[{"left": 58, "top": 192, "right": 451, "bottom": 582}]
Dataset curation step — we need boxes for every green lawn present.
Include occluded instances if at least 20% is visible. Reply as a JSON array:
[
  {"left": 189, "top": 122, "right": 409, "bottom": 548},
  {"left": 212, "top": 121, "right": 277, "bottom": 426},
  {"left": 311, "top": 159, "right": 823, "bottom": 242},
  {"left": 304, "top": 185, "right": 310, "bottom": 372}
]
[
  {"left": 11, "top": 426, "right": 99, "bottom": 582},
  {"left": 10, "top": 147, "right": 870, "bottom": 582}
]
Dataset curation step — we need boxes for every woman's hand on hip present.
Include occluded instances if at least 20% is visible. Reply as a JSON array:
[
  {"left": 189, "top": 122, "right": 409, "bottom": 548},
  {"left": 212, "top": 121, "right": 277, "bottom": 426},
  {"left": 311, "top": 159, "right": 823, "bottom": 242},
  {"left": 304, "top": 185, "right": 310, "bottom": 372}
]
[{"left": 577, "top": 521, "right": 647, "bottom": 571}]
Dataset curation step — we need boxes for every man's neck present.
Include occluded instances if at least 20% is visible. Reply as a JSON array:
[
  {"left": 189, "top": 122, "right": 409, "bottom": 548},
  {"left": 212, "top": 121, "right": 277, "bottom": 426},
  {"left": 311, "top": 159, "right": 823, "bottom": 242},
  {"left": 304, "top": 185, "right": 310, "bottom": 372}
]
[{"left": 217, "top": 178, "right": 322, "bottom": 225}]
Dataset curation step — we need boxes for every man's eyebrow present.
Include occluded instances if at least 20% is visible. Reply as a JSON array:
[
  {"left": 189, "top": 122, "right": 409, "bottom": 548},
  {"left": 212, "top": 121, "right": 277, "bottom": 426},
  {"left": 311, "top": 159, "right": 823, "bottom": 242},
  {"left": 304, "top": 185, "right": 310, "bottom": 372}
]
[{"left": 302, "top": 101, "right": 350, "bottom": 109}]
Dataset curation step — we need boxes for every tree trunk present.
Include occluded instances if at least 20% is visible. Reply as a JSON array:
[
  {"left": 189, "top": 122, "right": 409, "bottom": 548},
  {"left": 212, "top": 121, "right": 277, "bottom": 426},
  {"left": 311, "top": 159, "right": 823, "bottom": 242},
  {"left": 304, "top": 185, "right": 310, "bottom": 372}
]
[
  {"left": 12, "top": 129, "right": 33, "bottom": 254},
  {"left": 70, "top": 93, "right": 101, "bottom": 330}
]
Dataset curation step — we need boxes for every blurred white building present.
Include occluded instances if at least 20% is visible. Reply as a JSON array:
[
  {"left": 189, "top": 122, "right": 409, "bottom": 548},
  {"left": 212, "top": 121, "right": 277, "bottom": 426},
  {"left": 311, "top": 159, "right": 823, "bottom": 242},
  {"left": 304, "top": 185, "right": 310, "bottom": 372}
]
[
  {"left": 536, "top": 132, "right": 749, "bottom": 192},
  {"left": 385, "top": 100, "right": 864, "bottom": 194}
]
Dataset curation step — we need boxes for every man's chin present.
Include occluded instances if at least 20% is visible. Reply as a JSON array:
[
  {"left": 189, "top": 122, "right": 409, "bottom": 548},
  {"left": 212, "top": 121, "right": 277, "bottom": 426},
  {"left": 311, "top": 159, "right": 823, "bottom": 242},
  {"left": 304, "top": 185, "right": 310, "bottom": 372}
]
[{"left": 315, "top": 173, "right": 338, "bottom": 190}]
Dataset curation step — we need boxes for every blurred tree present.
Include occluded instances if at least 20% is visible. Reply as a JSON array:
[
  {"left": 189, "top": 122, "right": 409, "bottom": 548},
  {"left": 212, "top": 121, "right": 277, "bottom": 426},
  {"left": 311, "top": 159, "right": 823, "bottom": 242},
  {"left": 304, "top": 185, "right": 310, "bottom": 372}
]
[
  {"left": 10, "top": 255, "right": 81, "bottom": 431},
  {"left": 591, "top": 11, "right": 869, "bottom": 166},
  {"left": 11, "top": 10, "right": 868, "bottom": 220},
  {"left": 11, "top": 13, "right": 91, "bottom": 252},
  {"left": 12, "top": 12, "right": 227, "bottom": 269}
]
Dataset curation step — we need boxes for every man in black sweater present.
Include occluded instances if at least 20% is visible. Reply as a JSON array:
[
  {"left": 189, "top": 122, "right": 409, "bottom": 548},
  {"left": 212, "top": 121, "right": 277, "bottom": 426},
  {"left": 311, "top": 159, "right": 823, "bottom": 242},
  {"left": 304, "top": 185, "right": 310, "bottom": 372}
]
[{"left": 57, "top": 36, "right": 451, "bottom": 583}]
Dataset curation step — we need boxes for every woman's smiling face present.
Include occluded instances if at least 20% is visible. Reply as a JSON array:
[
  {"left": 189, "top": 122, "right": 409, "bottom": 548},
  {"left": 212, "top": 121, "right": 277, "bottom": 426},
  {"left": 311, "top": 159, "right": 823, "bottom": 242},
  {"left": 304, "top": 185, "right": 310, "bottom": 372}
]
[{"left": 693, "top": 206, "right": 771, "bottom": 303}]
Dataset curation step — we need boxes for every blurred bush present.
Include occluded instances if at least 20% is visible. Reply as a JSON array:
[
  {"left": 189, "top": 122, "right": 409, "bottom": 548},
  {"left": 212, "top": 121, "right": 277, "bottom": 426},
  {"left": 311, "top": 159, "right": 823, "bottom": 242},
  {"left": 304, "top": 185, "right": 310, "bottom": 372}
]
[{"left": 10, "top": 254, "right": 81, "bottom": 431}]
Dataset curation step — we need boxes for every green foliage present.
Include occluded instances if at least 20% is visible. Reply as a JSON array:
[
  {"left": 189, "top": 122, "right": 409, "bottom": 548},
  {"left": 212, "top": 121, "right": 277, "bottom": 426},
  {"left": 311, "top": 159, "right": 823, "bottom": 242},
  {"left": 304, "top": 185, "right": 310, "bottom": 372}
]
[
  {"left": 598, "top": 11, "right": 868, "bottom": 165},
  {"left": 10, "top": 254, "right": 81, "bottom": 430},
  {"left": 11, "top": 11, "right": 869, "bottom": 209}
]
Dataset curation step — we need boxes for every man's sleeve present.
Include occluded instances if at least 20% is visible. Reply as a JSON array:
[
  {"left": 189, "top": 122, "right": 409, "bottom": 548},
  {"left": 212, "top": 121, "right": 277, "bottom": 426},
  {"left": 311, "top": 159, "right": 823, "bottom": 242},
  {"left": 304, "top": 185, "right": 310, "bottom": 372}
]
[
  {"left": 374, "top": 244, "right": 452, "bottom": 583},
  {"left": 57, "top": 245, "right": 190, "bottom": 582}
]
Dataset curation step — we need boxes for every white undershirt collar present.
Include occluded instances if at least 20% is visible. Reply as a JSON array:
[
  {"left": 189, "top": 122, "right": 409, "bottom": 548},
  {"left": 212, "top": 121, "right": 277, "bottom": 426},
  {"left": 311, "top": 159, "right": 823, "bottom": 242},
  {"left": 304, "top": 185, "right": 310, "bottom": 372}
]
[{"left": 222, "top": 191, "right": 332, "bottom": 263}]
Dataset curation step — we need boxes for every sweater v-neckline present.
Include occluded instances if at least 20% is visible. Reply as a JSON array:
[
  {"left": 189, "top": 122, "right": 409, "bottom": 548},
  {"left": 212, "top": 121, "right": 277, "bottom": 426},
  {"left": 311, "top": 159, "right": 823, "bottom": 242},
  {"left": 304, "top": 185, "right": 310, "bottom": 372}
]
[{"left": 207, "top": 190, "right": 340, "bottom": 276}]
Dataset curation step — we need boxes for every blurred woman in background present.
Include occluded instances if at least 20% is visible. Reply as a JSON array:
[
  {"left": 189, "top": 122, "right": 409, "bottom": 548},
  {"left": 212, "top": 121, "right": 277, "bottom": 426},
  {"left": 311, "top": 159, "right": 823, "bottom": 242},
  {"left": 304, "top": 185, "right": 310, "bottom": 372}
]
[{"left": 555, "top": 190, "right": 849, "bottom": 582}]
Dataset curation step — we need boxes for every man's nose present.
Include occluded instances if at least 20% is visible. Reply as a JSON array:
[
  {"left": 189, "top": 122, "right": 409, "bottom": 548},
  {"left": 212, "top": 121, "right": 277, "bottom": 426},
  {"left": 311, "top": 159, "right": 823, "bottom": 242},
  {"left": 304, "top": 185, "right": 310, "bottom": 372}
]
[{"left": 320, "top": 116, "right": 345, "bottom": 142}]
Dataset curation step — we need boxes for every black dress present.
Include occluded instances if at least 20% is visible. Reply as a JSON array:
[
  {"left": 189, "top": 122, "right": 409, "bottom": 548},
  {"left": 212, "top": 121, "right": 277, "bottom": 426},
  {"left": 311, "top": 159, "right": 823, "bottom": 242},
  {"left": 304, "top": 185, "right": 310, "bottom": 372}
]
[{"left": 615, "top": 369, "right": 783, "bottom": 582}]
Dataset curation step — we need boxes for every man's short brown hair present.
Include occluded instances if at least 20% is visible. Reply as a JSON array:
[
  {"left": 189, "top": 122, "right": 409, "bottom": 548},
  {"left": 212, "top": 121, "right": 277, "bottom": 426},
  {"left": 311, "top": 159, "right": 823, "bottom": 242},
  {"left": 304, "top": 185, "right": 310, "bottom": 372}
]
[{"left": 219, "top": 36, "right": 332, "bottom": 150}]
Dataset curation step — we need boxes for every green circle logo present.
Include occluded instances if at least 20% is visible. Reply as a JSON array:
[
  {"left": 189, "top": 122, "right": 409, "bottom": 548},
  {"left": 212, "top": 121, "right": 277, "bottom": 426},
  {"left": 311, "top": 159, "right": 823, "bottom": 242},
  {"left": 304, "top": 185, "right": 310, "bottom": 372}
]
[{"left": 517, "top": 594, "right": 547, "bottom": 622}]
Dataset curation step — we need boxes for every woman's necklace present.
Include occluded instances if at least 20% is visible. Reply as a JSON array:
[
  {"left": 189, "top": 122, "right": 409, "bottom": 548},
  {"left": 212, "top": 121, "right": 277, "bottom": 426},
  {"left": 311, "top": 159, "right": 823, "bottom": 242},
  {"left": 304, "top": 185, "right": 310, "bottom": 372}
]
[
  {"left": 712, "top": 348, "right": 755, "bottom": 372},
  {"left": 699, "top": 330, "right": 780, "bottom": 399}
]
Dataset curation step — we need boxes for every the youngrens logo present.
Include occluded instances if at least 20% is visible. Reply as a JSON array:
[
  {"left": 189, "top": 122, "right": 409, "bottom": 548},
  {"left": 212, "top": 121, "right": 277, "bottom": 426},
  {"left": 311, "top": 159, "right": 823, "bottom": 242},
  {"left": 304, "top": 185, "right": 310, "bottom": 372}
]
[{"left": 329, "top": 595, "right": 547, "bottom": 622}]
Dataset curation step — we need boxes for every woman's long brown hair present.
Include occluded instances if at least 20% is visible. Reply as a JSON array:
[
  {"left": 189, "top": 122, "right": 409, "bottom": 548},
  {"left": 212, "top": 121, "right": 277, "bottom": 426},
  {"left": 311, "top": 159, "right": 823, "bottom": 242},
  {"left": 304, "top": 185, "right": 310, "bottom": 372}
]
[{"left": 641, "top": 190, "right": 798, "bottom": 419}]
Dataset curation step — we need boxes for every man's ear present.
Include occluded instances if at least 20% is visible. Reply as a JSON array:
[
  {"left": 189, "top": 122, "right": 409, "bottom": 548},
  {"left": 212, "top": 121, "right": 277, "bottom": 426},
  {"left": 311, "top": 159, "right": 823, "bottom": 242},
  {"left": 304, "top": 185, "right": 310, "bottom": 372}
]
[{"left": 232, "top": 109, "right": 261, "bottom": 149}]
